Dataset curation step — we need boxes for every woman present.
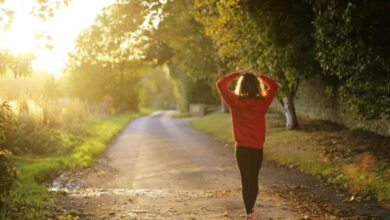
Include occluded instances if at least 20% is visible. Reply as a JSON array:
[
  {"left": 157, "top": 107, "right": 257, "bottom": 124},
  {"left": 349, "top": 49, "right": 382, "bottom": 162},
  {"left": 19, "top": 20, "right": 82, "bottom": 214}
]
[{"left": 216, "top": 69, "right": 278, "bottom": 220}]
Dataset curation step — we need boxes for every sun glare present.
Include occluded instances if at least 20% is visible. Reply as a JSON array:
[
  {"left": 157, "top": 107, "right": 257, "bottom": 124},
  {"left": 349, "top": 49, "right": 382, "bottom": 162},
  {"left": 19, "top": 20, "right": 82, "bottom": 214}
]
[{"left": 0, "top": 0, "right": 115, "bottom": 78}]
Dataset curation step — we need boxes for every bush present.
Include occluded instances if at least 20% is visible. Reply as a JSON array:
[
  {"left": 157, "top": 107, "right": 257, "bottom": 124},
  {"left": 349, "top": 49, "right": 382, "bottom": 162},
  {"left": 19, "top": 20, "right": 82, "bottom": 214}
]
[
  {"left": 0, "top": 102, "right": 17, "bottom": 150},
  {"left": 11, "top": 126, "right": 69, "bottom": 155},
  {"left": 0, "top": 97, "right": 96, "bottom": 155},
  {"left": 0, "top": 103, "right": 17, "bottom": 215},
  {"left": 312, "top": 0, "right": 390, "bottom": 120},
  {"left": 0, "top": 149, "right": 17, "bottom": 215},
  {"left": 1, "top": 101, "right": 65, "bottom": 155}
]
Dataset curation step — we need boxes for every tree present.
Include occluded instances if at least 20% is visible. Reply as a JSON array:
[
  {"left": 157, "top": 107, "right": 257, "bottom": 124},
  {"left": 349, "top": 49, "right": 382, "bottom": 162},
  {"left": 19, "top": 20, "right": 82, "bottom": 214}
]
[
  {"left": 194, "top": 0, "right": 318, "bottom": 129},
  {"left": 140, "top": 66, "right": 176, "bottom": 109},
  {"left": 141, "top": 0, "right": 221, "bottom": 112},
  {"left": 65, "top": 0, "right": 148, "bottom": 111},
  {"left": 0, "top": 0, "right": 70, "bottom": 26},
  {"left": 311, "top": 0, "right": 390, "bottom": 120},
  {"left": 64, "top": 0, "right": 222, "bottom": 113},
  {"left": 0, "top": 51, "right": 34, "bottom": 77}
]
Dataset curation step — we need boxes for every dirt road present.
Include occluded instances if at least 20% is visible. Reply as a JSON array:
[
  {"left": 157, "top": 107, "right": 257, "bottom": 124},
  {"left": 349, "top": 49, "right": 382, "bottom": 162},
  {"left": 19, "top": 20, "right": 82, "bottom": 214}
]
[{"left": 53, "top": 111, "right": 389, "bottom": 219}]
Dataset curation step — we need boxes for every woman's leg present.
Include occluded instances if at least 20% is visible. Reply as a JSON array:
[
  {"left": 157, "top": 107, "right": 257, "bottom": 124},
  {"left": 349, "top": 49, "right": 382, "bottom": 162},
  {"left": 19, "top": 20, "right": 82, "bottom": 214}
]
[{"left": 235, "top": 146, "right": 264, "bottom": 214}]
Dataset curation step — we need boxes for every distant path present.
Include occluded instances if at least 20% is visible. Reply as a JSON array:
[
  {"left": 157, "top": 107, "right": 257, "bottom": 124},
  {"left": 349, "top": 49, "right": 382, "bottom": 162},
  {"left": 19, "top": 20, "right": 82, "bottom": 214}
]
[{"left": 54, "top": 111, "right": 389, "bottom": 219}]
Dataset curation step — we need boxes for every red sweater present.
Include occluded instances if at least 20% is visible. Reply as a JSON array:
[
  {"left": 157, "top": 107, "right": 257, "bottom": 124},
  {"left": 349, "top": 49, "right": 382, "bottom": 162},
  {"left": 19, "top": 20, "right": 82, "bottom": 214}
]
[{"left": 216, "top": 72, "right": 278, "bottom": 150}]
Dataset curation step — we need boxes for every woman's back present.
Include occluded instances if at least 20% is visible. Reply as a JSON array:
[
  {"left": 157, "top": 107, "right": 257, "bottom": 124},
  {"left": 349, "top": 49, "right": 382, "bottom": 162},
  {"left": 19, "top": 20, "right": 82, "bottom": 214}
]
[
  {"left": 216, "top": 72, "right": 278, "bottom": 149},
  {"left": 230, "top": 98, "right": 267, "bottom": 149}
]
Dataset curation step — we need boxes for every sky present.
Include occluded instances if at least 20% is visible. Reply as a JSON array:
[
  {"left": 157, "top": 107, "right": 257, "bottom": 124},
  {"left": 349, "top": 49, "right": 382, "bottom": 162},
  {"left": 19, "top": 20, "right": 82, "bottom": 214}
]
[{"left": 0, "top": 0, "right": 115, "bottom": 77}]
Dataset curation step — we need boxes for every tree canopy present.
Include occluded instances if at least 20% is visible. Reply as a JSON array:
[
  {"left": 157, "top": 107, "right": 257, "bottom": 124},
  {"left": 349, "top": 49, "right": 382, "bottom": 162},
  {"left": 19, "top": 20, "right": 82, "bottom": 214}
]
[
  {"left": 312, "top": 0, "right": 390, "bottom": 120},
  {"left": 193, "top": 0, "right": 318, "bottom": 128},
  {"left": 63, "top": 0, "right": 389, "bottom": 123}
]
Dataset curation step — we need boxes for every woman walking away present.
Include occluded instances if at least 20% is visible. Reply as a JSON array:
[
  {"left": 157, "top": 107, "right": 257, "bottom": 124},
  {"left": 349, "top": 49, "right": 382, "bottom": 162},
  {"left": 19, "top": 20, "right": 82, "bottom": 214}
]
[{"left": 216, "top": 69, "right": 278, "bottom": 220}]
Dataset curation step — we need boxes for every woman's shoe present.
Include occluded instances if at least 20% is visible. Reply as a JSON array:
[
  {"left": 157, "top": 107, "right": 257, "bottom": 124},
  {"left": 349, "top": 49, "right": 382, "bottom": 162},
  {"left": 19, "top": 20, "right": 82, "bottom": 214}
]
[
  {"left": 246, "top": 208, "right": 255, "bottom": 220},
  {"left": 246, "top": 213, "right": 254, "bottom": 220}
]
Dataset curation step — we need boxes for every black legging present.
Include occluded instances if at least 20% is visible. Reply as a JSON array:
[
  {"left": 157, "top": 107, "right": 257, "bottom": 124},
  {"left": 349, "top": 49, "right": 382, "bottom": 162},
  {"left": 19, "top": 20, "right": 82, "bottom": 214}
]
[{"left": 235, "top": 146, "right": 264, "bottom": 214}]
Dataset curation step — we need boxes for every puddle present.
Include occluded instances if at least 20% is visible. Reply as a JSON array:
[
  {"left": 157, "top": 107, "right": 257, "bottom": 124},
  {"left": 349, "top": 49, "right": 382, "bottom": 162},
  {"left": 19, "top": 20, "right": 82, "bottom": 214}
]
[
  {"left": 49, "top": 187, "right": 176, "bottom": 198},
  {"left": 49, "top": 186, "right": 241, "bottom": 199},
  {"left": 49, "top": 171, "right": 241, "bottom": 199},
  {"left": 49, "top": 172, "right": 84, "bottom": 193}
]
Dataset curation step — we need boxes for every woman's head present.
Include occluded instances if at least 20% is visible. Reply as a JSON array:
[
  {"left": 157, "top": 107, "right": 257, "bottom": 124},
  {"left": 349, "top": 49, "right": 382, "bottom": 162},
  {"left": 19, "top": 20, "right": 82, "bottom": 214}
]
[{"left": 235, "top": 72, "right": 264, "bottom": 99}]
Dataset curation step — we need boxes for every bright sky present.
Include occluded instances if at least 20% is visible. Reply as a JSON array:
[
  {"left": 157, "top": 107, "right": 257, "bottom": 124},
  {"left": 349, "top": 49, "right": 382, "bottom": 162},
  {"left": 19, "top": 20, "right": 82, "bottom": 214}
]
[{"left": 0, "top": 0, "right": 115, "bottom": 77}]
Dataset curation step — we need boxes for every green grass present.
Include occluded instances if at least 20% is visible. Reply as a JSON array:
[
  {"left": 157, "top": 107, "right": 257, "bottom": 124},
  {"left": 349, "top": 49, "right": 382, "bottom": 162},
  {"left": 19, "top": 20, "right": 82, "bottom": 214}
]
[
  {"left": 174, "top": 111, "right": 191, "bottom": 118},
  {"left": 5, "top": 113, "right": 143, "bottom": 219},
  {"left": 191, "top": 111, "right": 390, "bottom": 206},
  {"left": 191, "top": 112, "right": 233, "bottom": 142}
]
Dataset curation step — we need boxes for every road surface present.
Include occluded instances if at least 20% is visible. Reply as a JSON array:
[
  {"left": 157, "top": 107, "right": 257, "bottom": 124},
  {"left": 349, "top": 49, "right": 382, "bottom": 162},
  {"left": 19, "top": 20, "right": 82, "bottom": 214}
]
[{"left": 53, "top": 111, "right": 389, "bottom": 219}]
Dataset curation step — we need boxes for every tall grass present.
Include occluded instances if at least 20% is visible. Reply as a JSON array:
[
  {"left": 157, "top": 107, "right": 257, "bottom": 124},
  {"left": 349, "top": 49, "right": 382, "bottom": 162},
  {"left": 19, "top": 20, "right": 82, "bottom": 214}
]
[
  {"left": 2, "top": 95, "right": 92, "bottom": 129},
  {"left": 0, "top": 89, "right": 144, "bottom": 219},
  {"left": 0, "top": 94, "right": 112, "bottom": 156}
]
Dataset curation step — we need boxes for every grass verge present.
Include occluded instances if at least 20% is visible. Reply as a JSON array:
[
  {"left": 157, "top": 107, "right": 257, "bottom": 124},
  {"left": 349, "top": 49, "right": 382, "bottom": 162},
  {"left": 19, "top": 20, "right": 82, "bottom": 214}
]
[
  {"left": 174, "top": 111, "right": 191, "bottom": 118},
  {"left": 5, "top": 112, "right": 144, "bottom": 219},
  {"left": 191, "top": 111, "right": 390, "bottom": 207}
]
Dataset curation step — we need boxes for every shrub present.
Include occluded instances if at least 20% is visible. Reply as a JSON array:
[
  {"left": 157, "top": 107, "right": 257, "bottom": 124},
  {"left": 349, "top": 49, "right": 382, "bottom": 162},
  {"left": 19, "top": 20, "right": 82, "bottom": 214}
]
[
  {"left": 1, "top": 97, "right": 96, "bottom": 155},
  {"left": 0, "top": 102, "right": 17, "bottom": 150},
  {"left": 10, "top": 126, "right": 68, "bottom": 155},
  {"left": 0, "top": 149, "right": 17, "bottom": 215},
  {"left": 312, "top": 0, "right": 390, "bottom": 120}
]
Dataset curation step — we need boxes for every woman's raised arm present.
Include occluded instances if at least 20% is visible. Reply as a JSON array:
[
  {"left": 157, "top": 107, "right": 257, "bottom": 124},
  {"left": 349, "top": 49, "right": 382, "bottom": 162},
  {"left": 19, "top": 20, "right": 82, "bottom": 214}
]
[
  {"left": 260, "top": 74, "right": 278, "bottom": 109},
  {"left": 251, "top": 70, "right": 278, "bottom": 109},
  {"left": 216, "top": 72, "right": 240, "bottom": 108}
]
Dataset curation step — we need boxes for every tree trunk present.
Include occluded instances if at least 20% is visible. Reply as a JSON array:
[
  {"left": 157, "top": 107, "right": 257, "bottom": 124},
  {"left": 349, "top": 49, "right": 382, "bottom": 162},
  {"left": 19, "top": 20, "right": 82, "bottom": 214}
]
[
  {"left": 282, "top": 96, "right": 299, "bottom": 129},
  {"left": 118, "top": 65, "right": 125, "bottom": 112}
]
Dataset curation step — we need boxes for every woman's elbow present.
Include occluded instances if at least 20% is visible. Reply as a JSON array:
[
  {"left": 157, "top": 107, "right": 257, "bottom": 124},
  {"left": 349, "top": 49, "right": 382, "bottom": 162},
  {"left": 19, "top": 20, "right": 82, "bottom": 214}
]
[
  {"left": 271, "top": 81, "right": 279, "bottom": 91},
  {"left": 216, "top": 79, "right": 224, "bottom": 89}
]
